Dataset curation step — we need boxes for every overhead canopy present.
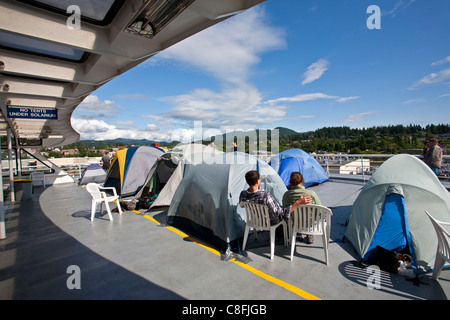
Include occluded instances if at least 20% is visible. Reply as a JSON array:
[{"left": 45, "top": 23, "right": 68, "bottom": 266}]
[{"left": 0, "top": 0, "right": 265, "bottom": 148}]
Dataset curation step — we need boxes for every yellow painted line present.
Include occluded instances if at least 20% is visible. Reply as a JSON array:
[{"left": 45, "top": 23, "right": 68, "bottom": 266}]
[
  {"left": 142, "top": 214, "right": 320, "bottom": 300},
  {"left": 143, "top": 214, "right": 161, "bottom": 225},
  {"left": 231, "top": 258, "right": 321, "bottom": 300},
  {"left": 183, "top": 234, "right": 222, "bottom": 257},
  {"left": 143, "top": 215, "right": 221, "bottom": 256}
]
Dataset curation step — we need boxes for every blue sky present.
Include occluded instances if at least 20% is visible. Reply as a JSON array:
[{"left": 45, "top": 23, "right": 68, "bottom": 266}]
[{"left": 72, "top": 0, "right": 450, "bottom": 142}]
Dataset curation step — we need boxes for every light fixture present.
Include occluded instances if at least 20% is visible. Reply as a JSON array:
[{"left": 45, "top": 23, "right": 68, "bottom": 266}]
[
  {"left": 126, "top": 19, "right": 154, "bottom": 38},
  {"left": 125, "top": 0, "right": 195, "bottom": 38}
]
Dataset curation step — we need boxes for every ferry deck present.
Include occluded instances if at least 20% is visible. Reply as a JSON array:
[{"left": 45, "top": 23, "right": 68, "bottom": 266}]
[
  {"left": 0, "top": 0, "right": 449, "bottom": 308},
  {"left": 1, "top": 174, "right": 449, "bottom": 302}
]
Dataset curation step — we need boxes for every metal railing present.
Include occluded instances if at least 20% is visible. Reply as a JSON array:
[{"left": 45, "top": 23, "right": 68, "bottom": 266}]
[{"left": 312, "top": 153, "right": 450, "bottom": 182}]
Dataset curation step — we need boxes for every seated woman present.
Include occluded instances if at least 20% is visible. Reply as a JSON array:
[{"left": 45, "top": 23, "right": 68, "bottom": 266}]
[{"left": 282, "top": 172, "right": 322, "bottom": 244}]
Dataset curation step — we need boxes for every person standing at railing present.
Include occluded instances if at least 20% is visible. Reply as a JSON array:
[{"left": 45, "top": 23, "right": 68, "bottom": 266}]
[
  {"left": 423, "top": 138, "right": 443, "bottom": 175},
  {"left": 101, "top": 151, "right": 111, "bottom": 171}
]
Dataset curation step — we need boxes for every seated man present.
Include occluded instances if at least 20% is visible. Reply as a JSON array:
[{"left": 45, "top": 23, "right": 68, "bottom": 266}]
[
  {"left": 239, "top": 170, "right": 312, "bottom": 225},
  {"left": 282, "top": 171, "right": 322, "bottom": 244}
]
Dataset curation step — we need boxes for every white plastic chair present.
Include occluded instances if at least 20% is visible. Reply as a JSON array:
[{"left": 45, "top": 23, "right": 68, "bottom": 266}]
[
  {"left": 425, "top": 211, "right": 450, "bottom": 280},
  {"left": 290, "top": 204, "right": 333, "bottom": 264},
  {"left": 86, "top": 183, "right": 122, "bottom": 221},
  {"left": 240, "top": 201, "right": 288, "bottom": 259},
  {"left": 30, "top": 172, "right": 46, "bottom": 188}
]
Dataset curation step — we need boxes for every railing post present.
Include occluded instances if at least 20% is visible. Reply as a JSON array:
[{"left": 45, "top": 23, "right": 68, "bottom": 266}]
[{"left": 361, "top": 156, "right": 365, "bottom": 182}]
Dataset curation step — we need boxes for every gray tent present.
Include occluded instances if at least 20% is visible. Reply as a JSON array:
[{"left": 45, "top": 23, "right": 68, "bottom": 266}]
[
  {"left": 78, "top": 164, "right": 106, "bottom": 185},
  {"left": 134, "top": 143, "right": 221, "bottom": 207},
  {"left": 345, "top": 154, "right": 450, "bottom": 274},
  {"left": 167, "top": 152, "right": 287, "bottom": 250},
  {"left": 104, "top": 146, "right": 164, "bottom": 197}
]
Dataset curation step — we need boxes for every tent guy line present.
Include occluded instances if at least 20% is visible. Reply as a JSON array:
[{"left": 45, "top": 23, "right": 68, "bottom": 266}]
[{"left": 141, "top": 213, "right": 321, "bottom": 300}]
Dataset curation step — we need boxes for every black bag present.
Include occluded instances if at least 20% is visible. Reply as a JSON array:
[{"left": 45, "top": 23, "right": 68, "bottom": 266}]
[
  {"left": 137, "top": 194, "right": 158, "bottom": 209},
  {"left": 366, "top": 246, "right": 400, "bottom": 274}
]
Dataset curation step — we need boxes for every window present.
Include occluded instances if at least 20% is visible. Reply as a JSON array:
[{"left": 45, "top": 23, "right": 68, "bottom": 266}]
[
  {"left": 19, "top": 149, "right": 54, "bottom": 175},
  {"left": 17, "top": 0, "right": 125, "bottom": 25},
  {"left": 1, "top": 148, "right": 54, "bottom": 177},
  {"left": 19, "top": 138, "right": 42, "bottom": 147},
  {"left": 1, "top": 136, "right": 16, "bottom": 148},
  {"left": 1, "top": 149, "right": 17, "bottom": 177},
  {"left": 0, "top": 30, "right": 87, "bottom": 62}
]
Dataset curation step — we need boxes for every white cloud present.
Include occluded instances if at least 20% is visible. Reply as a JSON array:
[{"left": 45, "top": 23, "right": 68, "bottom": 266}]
[
  {"left": 336, "top": 96, "right": 360, "bottom": 103},
  {"left": 266, "top": 93, "right": 336, "bottom": 105},
  {"left": 113, "top": 93, "right": 149, "bottom": 100},
  {"left": 265, "top": 93, "right": 359, "bottom": 105},
  {"left": 301, "top": 59, "right": 329, "bottom": 85},
  {"left": 431, "top": 56, "right": 450, "bottom": 66},
  {"left": 142, "top": 89, "right": 359, "bottom": 138},
  {"left": 401, "top": 98, "right": 426, "bottom": 104},
  {"left": 409, "top": 68, "right": 450, "bottom": 90},
  {"left": 156, "top": 7, "right": 286, "bottom": 86},
  {"left": 76, "top": 95, "right": 119, "bottom": 114},
  {"left": 382, "top": 0, "right": 416, "bottom": 17},
  {"left": 147, "top": 85, "right": 289, "bottom": 133},
  {"left": 71, "top": 118, "right": 119, "bottom": 138},
  {"left": 340, "top": 112, "right": 376, "bottom": 122},
  {"left": 71, "top": 118, "right": 194, "bottom": 142},
  {"left": 114, "top": 120, "right": 136, "bottom": 128}
]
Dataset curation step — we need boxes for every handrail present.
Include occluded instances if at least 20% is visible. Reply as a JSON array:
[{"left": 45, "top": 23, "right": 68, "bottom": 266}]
[{"left": 312, "top": 153, "right": 449, "bottom": 182}]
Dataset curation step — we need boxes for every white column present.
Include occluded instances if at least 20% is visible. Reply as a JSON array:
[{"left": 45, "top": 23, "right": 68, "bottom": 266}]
[
  {"left": 0, "top": 139, "right": 6, "bottom": 239},
  {"left": 7, "top": 129, "right": 14, "bottom": 202}
]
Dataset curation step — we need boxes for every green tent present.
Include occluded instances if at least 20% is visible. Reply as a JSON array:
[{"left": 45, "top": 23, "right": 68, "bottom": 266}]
[
  {"left": 167, "top": 152, "right": 287, "bottom": 250},
  {"left": 345, "top": 154, "right": 450, "bottom": 274}
]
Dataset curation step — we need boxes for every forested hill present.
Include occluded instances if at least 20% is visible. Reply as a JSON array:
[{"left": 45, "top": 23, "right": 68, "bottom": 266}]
[
  {"left": 274, "top": 123, "right": 449, "bottom": 153},
  {"left": 64, "top": 123, "right": 449, "bottom": 156}
]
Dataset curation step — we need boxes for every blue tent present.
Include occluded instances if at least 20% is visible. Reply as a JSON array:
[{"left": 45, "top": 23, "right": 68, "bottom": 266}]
[
  {"left": 363, "top": 187, "right": 412, "bottom": 261},
  {"left": 345, "top": 154, "right": 450, "bottom": 274},
  {"left": 269, "top": 149, "right": 329, "bottom": 188}
]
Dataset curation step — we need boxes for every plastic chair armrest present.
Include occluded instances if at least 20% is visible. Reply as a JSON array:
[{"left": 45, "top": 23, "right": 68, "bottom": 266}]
[{"left": 99, "top": 186, "right": 118, "bottom": 197}]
